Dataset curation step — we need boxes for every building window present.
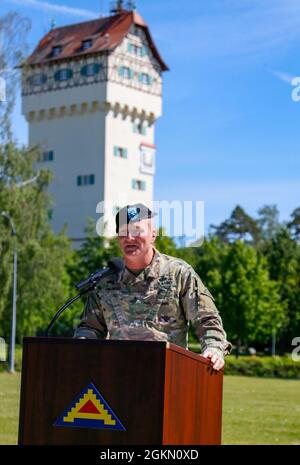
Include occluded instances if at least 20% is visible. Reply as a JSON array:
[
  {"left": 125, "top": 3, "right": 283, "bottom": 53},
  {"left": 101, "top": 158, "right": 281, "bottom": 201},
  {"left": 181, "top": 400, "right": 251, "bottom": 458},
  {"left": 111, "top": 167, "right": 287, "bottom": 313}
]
[
  {"left": 133, "top": 121, "right": 147, "bottom": 135},
  {"left": 38, "top": 150, "right": 54, "bottom": 162},
  {"left": 81, "top": 39, "right": 93, "bottom": 51},
  {"left": 119, "top": 66, "right": 134, "bottom": 79},
  {"left": 113, "top": 146, "right": 128, "bottom": 159},
  {"left": 28, "top": 73, "right": 47, "bottom": 87},
  {"left": 81, "top": 63, "right": 101, "bottom": 77},
  {"left": 77, "top": 174, "right": 95, "bottom": 186},
  {"left": 132, "top": 179, "right": 146, "bottom": 191},
  {"left": 51, "top": 46, "right": 62, "bottom": 57},
  {"left": 138, "top": 73, "right": 152, "bottom": 85},
  {"left": 128, "top": 42, "right": 146, "bottom": 57},
  {"left": 140, "top": 144, "right": 156, "bottom": 175},
  {"left": 54, "top": 68, "right": 73, "bottom": 82}
]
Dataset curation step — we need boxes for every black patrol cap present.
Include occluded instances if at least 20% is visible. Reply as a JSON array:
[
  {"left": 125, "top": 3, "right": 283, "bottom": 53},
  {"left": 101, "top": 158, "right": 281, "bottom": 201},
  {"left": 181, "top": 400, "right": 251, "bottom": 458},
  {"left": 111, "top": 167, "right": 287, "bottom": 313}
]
[{"left": 116, "top": 203, "right": 155, "bottom": 234}]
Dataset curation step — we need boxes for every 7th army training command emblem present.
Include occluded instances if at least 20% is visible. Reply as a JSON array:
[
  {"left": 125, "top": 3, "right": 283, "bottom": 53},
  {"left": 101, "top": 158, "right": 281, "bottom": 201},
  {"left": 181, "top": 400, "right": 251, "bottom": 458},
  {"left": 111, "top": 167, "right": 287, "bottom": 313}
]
[{"left": 54, "top": 382, "right": 126, "bottom": 431}]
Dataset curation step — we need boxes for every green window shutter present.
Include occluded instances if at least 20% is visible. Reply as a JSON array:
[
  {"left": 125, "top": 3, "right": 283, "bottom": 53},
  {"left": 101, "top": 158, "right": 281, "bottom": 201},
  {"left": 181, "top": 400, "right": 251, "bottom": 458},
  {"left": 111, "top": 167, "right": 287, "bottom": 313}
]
[
  {"left": 132, "top": 179, "right": 136, "bottom": 189},
  {"left": 94, "top": 64, "right": 100, "bottom": 74},
  {"left": 124, "top": 148, "right": 128, "bottom": 159},
  {"left": 127, "top": 42, "right": 132, "bottom": 53},
  {"left": 118, "top": 66, "right": 124, "bottom": 77},
  {"left": 141, "top": 47, "right": 146, "bottom": 57},
  {"left": 77, "top": 176, "right": 82, "bottom": 186},
  {"left": 129, "top": 68, "right": 134, "bottom": 79},
  {"left": 142, "top": 125, "right": 147, "bottom": 136},
  {"left": 54, "top": 69, "right": 73, "bottom": 81},
  {"left": 113, "top": 146, "right": 118, "bottom": 157},
  {"left": 89, "top": 174, "right": 95, "bottom": 185},
  {"left": 133, "top": 123, "right": 137, "bottom": 133},
  {"left": 138, "top": 73, "right": 143, "bottom": 83},
  {"left": 82, "top": 64, "right": 100, "bottom": 77},
  {"left": 148, "top": 76, "right": 153, "bottom": 85},
  {"left": 141, "top": 181, "right": 146, "bottom": 191}
]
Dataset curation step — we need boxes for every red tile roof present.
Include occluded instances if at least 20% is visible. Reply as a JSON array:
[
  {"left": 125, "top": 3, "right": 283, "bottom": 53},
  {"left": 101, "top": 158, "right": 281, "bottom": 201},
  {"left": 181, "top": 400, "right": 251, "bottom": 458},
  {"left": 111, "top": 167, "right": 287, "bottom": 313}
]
[{"left": 25, "top": 10, "right": 168, "bottom": 71}]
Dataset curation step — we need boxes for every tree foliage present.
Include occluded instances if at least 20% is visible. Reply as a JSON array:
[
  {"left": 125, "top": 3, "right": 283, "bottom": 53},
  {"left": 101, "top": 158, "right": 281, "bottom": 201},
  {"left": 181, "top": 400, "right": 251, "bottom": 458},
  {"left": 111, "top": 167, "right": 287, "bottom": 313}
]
[
  {"left": 210, "top": 205, "right": 260, "bottom": 245},
  {"left": 288, "top": 207, "right": 300, "bottom": 242},
  {"left": 260, "top": 226, "right": 300, "bottom": 350},
  {"left": 0, "top": 142, "right": 72, "bottom": 341}
]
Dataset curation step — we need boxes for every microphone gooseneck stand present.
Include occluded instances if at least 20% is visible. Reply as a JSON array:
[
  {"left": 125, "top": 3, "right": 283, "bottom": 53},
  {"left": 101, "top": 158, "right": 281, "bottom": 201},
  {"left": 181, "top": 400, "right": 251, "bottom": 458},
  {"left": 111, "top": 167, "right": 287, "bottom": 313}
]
[
  {"left": 44, "top": 285, "right": 93, "bottom": 337},
  {"left": 44, "top": 258, "right": 124, "bottom": 337}
]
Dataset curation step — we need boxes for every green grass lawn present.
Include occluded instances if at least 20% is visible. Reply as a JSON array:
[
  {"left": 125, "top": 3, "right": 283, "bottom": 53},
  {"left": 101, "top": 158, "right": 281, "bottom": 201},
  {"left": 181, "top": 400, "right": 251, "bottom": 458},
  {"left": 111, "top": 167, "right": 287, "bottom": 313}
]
[
  {"left": 0, "top": 372, "right": 21, "bottom": 445},
  {"left": 0, "top": 373, "right": 299, "bottom": 444},
  {"left": 222, "top": 376, "right": 300, "bottom": 444}
]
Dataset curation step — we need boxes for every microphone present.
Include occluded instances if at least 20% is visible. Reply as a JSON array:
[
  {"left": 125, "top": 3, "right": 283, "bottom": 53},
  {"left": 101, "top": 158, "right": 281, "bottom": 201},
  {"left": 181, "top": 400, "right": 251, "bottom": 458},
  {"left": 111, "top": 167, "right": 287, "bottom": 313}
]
[
  {"left": 75, "top": 257, "right": 124, "bottom": 291},
  {"left": 45, "top": 258, "right": 124, "bottom": 336}
]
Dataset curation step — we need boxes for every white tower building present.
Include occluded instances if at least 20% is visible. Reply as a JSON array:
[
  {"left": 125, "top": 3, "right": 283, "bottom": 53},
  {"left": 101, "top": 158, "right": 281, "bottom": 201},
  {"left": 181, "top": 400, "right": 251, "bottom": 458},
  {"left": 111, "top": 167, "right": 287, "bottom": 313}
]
[{"left": 21, "top": 4, "right": 168, "bottom": 242}]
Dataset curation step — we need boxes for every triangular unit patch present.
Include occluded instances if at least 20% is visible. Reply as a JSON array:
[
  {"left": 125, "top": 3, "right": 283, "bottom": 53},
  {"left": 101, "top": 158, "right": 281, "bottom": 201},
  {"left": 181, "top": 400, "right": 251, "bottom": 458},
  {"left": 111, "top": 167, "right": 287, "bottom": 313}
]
[{"left": 54, "top": 382, "right": 126, "bottom": 431}]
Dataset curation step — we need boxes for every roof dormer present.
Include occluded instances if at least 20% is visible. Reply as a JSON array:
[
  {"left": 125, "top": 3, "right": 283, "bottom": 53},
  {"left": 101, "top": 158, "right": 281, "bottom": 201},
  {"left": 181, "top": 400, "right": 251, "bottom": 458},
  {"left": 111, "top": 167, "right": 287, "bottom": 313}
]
[
  {"left": 81, "top": 38, "right": 93, "bottom": 51},
  {"left": 50, "top": 45, "right": 62, "bottom": 58}
]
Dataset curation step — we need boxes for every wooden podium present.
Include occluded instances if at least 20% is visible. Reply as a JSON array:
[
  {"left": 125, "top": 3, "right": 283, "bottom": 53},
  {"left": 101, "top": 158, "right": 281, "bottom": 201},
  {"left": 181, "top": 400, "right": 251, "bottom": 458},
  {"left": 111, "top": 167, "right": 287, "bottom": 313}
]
[{"left": 18, "top": 337, "right": 223, "bottom": 445}]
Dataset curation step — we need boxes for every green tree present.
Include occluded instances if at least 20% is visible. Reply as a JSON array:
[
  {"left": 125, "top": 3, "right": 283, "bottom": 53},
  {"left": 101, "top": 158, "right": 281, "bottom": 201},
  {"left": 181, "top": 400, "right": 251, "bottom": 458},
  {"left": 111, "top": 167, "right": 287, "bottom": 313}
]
[
  {"left": 155, "top": 227, "right": 177, "bottom": 256},
  {"left": 191, "top": 236, "right": 228, "bottom": 288},
  {"left": 257, "top": 204, "right": 281, "bottom": 242},
  {"left": 182, "top": 237, "right": 227, "bottom": 344},
  {"left": 219, "top": 241, "right": 285, "bottom": 351},
  {"left": 288, "top": 207, "right": 300, "bottom": 242},
  {"left": 189, "top": 238, "right": 285, "bottom": 352},
  {"left": 210, "top": 205, "right": 260, "bottom": 245},
  {"left": 261, "top": 227, "right": 300, "bottom": 350},
  {"left": 0, "top": 142, "right": 72, "bottom": 340}
]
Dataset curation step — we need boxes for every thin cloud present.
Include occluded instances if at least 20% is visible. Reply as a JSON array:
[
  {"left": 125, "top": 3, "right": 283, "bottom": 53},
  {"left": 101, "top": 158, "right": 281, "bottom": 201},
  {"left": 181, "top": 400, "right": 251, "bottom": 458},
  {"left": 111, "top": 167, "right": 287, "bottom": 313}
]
[
  {"left": 7, "top": 0, "right": 98, "bottom": 19},
  {"left": 153, "top": 0, "right": 300, "bottom": 59},
  {"left": 272, "top": 70, "right": 295, "bottom": 85}
]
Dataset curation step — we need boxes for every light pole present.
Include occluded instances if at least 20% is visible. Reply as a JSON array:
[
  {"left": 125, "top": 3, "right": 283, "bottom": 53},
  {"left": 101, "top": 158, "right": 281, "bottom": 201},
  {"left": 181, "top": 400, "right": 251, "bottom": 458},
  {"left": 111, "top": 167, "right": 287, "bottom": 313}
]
[{"left": 1, "top": 211, "right": 17, "bottom": 373}]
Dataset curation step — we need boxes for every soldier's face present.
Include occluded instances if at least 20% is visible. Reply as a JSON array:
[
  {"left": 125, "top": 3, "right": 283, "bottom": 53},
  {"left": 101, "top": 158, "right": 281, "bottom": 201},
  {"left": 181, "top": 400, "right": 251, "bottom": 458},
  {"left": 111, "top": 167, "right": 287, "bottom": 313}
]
[{"left": 118, "top": 219, "right": 156, "bottom": 258}]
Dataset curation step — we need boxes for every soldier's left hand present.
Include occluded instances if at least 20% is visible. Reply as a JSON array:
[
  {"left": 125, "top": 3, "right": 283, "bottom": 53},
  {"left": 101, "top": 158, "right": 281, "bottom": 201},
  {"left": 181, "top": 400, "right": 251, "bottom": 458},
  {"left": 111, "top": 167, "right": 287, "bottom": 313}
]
[{"left": 202, "top": 349, "right": 224, "bottom": 371}]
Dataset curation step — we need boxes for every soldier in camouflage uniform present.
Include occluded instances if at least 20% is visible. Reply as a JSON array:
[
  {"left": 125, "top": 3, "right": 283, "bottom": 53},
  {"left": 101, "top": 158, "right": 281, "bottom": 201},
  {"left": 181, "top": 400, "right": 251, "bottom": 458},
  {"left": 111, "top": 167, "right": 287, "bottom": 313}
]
[{"left": 74, "top": 204, "right": 231, "bottom": 370}]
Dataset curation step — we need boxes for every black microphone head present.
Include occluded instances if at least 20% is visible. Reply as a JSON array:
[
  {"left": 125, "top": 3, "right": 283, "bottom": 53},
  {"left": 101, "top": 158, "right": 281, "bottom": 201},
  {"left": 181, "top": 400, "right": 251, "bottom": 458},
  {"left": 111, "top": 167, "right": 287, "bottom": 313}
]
[
  {"left": 75, "top": 258, "right": 124, "bottom": 291},
  {"left": 108, "top": 257, "right": 124, "bottom": 271}
]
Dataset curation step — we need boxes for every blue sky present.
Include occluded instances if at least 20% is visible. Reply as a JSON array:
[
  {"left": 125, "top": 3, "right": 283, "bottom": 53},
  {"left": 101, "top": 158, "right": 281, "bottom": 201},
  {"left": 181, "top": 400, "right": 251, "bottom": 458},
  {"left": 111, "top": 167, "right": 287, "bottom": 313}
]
[{"left": 2, "top": 0, "right": 300, "bottom": 232}]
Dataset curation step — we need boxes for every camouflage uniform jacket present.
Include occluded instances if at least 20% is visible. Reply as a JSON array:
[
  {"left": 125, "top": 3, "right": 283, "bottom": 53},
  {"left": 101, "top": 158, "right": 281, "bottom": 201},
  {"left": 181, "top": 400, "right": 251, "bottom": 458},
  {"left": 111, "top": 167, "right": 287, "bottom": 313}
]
[{"left": 74, "top": 249, "right": 231, "bottom": 356}]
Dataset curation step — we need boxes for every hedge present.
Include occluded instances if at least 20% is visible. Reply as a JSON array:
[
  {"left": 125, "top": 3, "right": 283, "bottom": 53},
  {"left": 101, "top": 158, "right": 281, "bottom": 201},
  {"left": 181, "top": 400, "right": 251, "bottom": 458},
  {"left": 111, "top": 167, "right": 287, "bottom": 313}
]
[
  {"left": 223, "top": 355, "right": 300, "bottom": 379},
  {"left": 188, "top": 344, "right": 300, "bottom": 379}
]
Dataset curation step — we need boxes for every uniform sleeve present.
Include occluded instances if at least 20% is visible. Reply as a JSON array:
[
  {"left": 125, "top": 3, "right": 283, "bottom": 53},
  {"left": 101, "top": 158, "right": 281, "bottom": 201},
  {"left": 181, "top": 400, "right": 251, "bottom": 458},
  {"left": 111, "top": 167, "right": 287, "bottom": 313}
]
[
  {"left": 180, "top": 267, "right": 232, "bottom": 356},
  {"left": 73, "top": 290, "right": 108, "bottom": 339}
]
